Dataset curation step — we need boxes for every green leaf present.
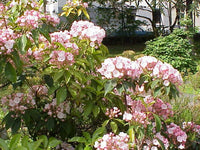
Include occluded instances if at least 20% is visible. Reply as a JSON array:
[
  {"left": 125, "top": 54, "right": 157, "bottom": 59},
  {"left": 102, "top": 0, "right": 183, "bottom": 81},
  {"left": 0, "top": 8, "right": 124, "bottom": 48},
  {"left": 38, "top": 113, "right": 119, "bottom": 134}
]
[
  {"left": 48, "top": 137, "right": 61, "bottom": 148},
  {"left": 102, "top": 120, "right": 109, "bottom": 127},
  {"left": 151, "top": 79, "right": 160, "bottom": 89},
  {"left": 68, "top": 137, "right": 86, "bottom": 143},
  {"left": 64, "top": 71, "right": 71, "bottom": 84},
  {"left": 83, "top": 103, "right": 93, "bottom": 117},
  {"left": 10, "top": 134, "right": 21, "bottom": 149},
  {"left": 29, "top": 139, "right": 43, "bottom": 150},
  {"left": 18, "top": 34, "right": 27, "bottom": 54},
  {"left": 0, "top": 138, "right": 9, "bottom": 150},
  {"left": 15, "top": 146, "right": 27, "bottom": 150},
  {"left": 84, "top": 146, "right": 92, "bottom": 150},
  {"left": 11, "top": 118, "right": 21, "bottom": 133},
  {"left": 46, "top": 118, "right": 55, "bottom": 131},
  {"left": 44, "top": 75, "right": 53, "bottom": 87},
  {"left": 77, "top": 9, "right": 82, "bottom": 16},
  {"left": 83, "top": 132, "right": 91, "bottom": 142},
  {"left": 110, "top": 121, "right": 118, "bottom": 134},
  {"left": 92, "top": 127, "right": 105, "bottom": 142},
  {"left": 64, "top": 7, "right": 74, "bottom": 17},
  {"left": 39, "top": 135, "right": 48, "bottom": 148},
  {"left": 92, "top": 106, "right": 100, "bottom": 118},
  {"left": 53, "top": 70, "right": 64, "bottom": 82},
  {"left": 56, "top": 86, "right": 67, "bottom": 104},
  {"left": 165, "top": 86, "right": 170, "bottom": 95},
  {"left": 82, "top": 8, "right": 90, "bottom": 20},
  {"left": 99, "top": 44, "right": 109, "bottom": 57},
  {"left": 139, "top": 75, "right": 146, "bottom": 86},
  {"left": 154, "top": 87, "right": 162, "bottom": 97},
  {"left": 153, "top": 114, "right": 162, "bottom": 132},
  {"left": 31, "top": 29, "right": 39, "bottom": 47},
  {"left": 21, "top": 136, "right": 29, "bottom": 147},
  {"left": 128, "top": 126, "right": 135, "bottom": 143},
  {"left": 5, "top": 62, "right": 17, "bottom": 82},
  {"left": 11, "top": 51, "right": 23, "bottom": 74},
  {"left": 3, "top": 113, "right": 15, "bottom": 130},
  {"left": 68, "top": 88, "right": 77, "bottom": 98},
  {"left": 39, "top": 25, "right": 51, "bottom": 43},
  {"left": 104, "top": 80, "right": 117, "bottom": 96}
]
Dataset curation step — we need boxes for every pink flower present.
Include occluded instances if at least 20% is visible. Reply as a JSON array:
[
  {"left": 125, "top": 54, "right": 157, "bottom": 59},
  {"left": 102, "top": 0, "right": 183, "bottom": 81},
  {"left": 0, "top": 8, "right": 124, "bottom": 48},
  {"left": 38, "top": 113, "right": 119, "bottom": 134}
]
[
  {"left": 16, "top": 10, "right": 44, "bottom": 29},
  {"left": 94, "top": 132, "right": 129, "bottom": 150},
  {"left": 70, "top": 20, "right": 105, "bottom": 47},
  {"left": 166, "top": 123, "right": 187, "bottom": 149}
]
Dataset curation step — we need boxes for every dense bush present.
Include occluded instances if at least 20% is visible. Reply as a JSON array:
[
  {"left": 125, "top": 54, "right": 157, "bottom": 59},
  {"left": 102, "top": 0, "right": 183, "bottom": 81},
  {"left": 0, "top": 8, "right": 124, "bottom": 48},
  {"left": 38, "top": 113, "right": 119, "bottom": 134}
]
[{"left": 144, "top": 29, "right": 197, "bottom": 74}]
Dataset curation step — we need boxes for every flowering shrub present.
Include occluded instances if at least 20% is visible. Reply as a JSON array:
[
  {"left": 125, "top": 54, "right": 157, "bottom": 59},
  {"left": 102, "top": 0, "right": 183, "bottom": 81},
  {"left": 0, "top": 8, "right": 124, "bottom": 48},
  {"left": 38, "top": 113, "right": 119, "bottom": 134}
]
[{"left": 0, "top": 1, "right": 200, "bottom": 150}]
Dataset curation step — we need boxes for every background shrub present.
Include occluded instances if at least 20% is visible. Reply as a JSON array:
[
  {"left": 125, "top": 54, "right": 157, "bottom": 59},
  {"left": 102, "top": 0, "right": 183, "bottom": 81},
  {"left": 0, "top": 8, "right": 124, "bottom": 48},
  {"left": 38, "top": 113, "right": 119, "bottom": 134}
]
[{"left": 144, "top": 29, "right": 197, "bottom": 74}]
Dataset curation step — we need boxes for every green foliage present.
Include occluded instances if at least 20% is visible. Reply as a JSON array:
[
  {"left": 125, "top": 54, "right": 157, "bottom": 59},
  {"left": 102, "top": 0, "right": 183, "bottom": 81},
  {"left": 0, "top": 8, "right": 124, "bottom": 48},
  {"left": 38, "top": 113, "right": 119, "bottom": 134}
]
[
  {"left": 144, "top": 29, "right": 197, "bottom": 74},
  {"left": 0, "top": 134, "right": 60, "bottom": 150}
]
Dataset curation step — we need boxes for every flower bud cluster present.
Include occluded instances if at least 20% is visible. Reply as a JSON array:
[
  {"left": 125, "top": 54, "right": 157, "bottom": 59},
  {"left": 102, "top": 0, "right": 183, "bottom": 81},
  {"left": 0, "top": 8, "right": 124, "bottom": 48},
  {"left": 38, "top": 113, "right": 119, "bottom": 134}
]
[
  {"left": 144, "top": 132, "right": 169, "bottom": 150},
  {"left": 29, "top": 85, "right": 48, "bottom": 97},
  {"left": 65, "top": 0, "right": 88, "bottom": 8},
  {"left": 49, "top": 50, "right": 74, "bottom": 69},
  {"left": 94, "top": 132, "right": 129, "bottom": 150},
  {"left": 70, "top": 20, "right": 106, "bottom": 47},
  {"left": 0, "top": 28, "right": 16, "bottom": 54},
  {"left": 45, "top": 14, "right": 60, "bottom": 27},
  {"left": 44, "top": 99, "right": 70, "bottom": 121},
  {"left": 1, "top": 93, "right": 36, "bottom": 117},
  {"left": 167, "top": 123, "right": 187, "bottom": 149},
  {"left": 16, "top": 10, "right": 44, "bottom": 29},
  {"left": 144, "top": 96, "right": 173, "bottom": 120},
  {"left": 105, "top": 107, "right": 122, "bottom": 118},
  {"left": 182, "top": 122, "right": 200, "bottom": 135},
  {"left": 98, "top": 56, "right": 183, "bottom": 86}
]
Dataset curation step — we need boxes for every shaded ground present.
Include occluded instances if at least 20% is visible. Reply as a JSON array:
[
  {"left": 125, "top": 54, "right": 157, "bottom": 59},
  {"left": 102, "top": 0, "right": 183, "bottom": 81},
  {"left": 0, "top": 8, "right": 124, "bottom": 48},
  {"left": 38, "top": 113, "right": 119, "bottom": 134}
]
[{"left": 106, "top": 42, "right": 146, "bottom": 55}]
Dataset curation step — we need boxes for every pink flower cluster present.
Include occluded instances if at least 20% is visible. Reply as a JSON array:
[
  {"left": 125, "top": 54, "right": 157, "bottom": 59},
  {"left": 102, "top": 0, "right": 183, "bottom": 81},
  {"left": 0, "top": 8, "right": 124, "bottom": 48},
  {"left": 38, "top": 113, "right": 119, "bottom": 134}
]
[
  {"left": 44, "top": 99, "right": 70, "bottom": 121},
  {"left": 97, "top": 56, "right": 142, "bottom": 79},
  {"left": 50, "top": 30, "right": 79, "bottom": 54},
  {"left": 167, "top": 123, "right": 187, "bottom": 149},
  {"left": 70, "top": 20, "right": 106, "bottom": 47},
  {"left": 98, "top": 56, "right": 183, "bottom": 86},
  {"left": 182, "top": 122, "right": 200, "bottom": 136},
  {"left": 27, "top": 47, "right": 46, "bottom": 61},
  {"left": 123, "top": 96, "right": 173, "bottom": 125},
  {"left": 152, "top": 61, "right": 183, "bottom": 86},
  {"left": 0, "top": 28, "right": 17, "bottom": 54},
  {"left": 16, "top": 10, "right": 44, "bottom": 29},
  {"left": 1, "top": 93, "right": 36, "bottom": 117},
  {"left": 65, "top": 0, "right": 88, "bottom": 8},
  {"left": 105, "top": 107, "right": 122, "bottom": 118},
  {"left": 144, "top": 96, "right": 173, "bottom": 120},
  {"left": 94, "top": 132, "right": 129, "bottom": 150},
  {"left": 123, "top": 110, "right": 148, "bottom": 125},
  {"left": 144, "top": 132, "right": 169, "bottom": 150},
  {"left": 49, "top": 51, "right": 74, "bottom": 69},
  {"left": 45, "top": 14, "right": 60, "bottom": 26}
]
